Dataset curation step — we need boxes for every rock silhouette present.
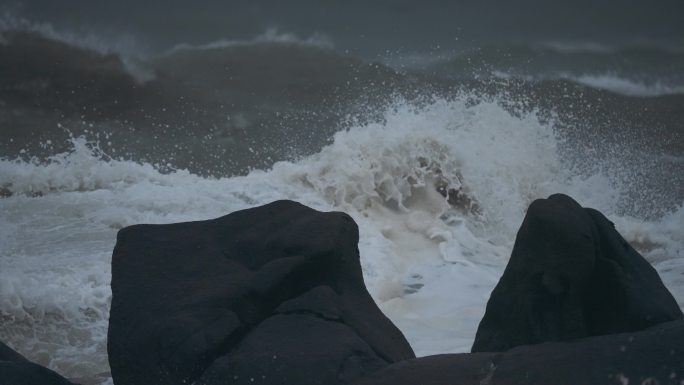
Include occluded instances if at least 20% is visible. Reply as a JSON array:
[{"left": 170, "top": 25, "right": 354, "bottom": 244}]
[
  {"left": 472, "top": 193, "right": 682, "bottom": 353},
  {"left": 107, "top": 200, "right": 414, "bottom": 385},
  {"left": 353, "top": 319, "right": 684, "bottom": 385},
  {"left": 0, "top": 341, "right": 77, "bottom": 385},
  {"left": 107, "top": 196, "right": 682, "bottom": 385}
]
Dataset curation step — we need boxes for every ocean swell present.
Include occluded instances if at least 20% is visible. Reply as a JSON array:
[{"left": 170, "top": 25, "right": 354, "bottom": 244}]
[{"left": 1, "top": 96, "right": 682, "bottom": 384}]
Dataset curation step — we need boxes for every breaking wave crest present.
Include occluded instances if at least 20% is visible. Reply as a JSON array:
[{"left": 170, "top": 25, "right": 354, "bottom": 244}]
[{"left": 1, "top": 95, "right": 682, "bottom": 384}]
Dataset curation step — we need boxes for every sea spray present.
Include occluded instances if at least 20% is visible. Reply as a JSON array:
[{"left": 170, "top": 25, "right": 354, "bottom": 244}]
[{"left": 0, "top": 95, "right": 682, "bottom": 384}]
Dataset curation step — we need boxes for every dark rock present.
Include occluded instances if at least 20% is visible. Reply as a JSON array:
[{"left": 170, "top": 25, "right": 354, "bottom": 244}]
[
  {"left": 0, "top": 341, "right": 27, "bottom": 363},
  {"left": 353, "top": 319, "right": 684, "bottom": 385},
  {"left": 0, "top": 341, "right": 77, "bottom": 385},
  {"left": 108, "top": 200, "right": 414, "bottom": 385},
  {"left": 352, "top": 353, "right": 495, "bottom": 385},
  {"left": 472, "top": 193, "right": 682, "bottom": 353}
]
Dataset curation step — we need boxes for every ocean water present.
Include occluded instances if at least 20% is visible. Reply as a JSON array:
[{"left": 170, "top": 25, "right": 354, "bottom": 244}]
[
  {"left": 2, "top": 96, "right": 683, "bottom": 384},
  {"left": 1, "top": 7, "right": 684, "bottom": 384}
]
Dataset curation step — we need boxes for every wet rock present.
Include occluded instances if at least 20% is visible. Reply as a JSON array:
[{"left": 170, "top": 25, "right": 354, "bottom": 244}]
[
  {"left": 353, "top": 319, "right": 684, "bottom": 385},
  {"left": 0, "top": 341, "right": 77, "bottom": 385},
  {"left": 108, "top": 200, "right": 414, "bottom": 385},
  {"left": 472, "top": 193, "right": 682, "bottom": 353}
]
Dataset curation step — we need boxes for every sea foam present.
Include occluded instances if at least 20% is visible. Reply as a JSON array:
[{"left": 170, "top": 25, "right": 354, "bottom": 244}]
[{"left": 0, "top": 95, "right": 682, "bottom": 383}]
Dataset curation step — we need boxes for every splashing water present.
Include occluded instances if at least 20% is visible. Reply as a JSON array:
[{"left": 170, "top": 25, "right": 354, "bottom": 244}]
[{"left": 0, "top": 96, "right": 682, "bottom": 384}]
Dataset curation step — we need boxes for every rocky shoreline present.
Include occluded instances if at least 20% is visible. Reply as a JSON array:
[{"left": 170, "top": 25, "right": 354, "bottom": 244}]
[{"left": 1, "top": 195, "right": 682, "bottom": 384}]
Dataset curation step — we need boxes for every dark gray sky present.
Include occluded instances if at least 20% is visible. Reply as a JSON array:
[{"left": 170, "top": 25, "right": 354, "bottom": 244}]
[{"left": 3, "top": 0, "right": 684, "bottom": 56}]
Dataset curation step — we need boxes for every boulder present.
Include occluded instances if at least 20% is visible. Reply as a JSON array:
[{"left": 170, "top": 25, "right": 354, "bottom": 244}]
[
  {"left": 472, "top": 193, "right": 682, "bottom": 352},
  {"left": 353, "top": 319, "right": 684, "bottom": 385},
  {"left": 0, "top": 341, "right": 77, "bottom": 385},
  {"left": 108, "top": 200, "right": 414, "bottom": 385}
]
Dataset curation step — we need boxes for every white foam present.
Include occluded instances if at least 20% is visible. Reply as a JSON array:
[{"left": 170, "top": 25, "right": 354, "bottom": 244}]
[
  {"left": 0, "top": 96, "right": 682, "bottom": 383},
  {"left": 167, "top": 28, "right": 334, "bottom": 53},
  {"left": 569, "top": 73, "right": 684, "bottom": 97}
]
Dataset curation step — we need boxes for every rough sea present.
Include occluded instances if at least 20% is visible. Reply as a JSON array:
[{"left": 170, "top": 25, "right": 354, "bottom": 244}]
[{"left": 1, "top": 1, "right": 683, "bottom": 383}]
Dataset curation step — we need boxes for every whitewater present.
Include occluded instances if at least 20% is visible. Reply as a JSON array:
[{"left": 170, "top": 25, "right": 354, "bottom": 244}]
[{"left": 1, "top": 96, "right": 683, "bottom": 385}]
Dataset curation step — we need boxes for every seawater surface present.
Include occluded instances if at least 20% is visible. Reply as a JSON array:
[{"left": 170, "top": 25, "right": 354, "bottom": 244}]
[
  {"left": 1, "top": 9, "right": 684, "bottom": 383},
  {"left": 1, "top": 96, "right": 682, "bottom": 384}
]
